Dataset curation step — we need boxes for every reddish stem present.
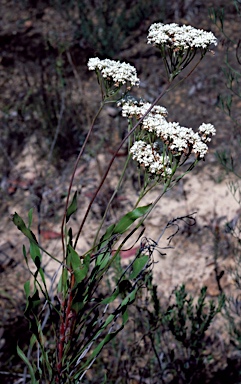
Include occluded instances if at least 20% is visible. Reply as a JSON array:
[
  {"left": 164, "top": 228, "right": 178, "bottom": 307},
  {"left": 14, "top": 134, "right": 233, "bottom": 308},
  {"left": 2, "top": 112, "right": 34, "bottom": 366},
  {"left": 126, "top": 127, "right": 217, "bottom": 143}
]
[{"left": 57, "top": 272, "right": 76, "bottom": 380}]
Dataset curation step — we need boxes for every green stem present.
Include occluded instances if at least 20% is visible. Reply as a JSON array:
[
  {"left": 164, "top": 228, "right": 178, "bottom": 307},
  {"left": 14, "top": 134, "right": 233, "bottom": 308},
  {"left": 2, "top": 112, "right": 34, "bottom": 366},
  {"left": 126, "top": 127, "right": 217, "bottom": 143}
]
[{"left": 133, "top": 178, "right": 159, "bottom": 209}]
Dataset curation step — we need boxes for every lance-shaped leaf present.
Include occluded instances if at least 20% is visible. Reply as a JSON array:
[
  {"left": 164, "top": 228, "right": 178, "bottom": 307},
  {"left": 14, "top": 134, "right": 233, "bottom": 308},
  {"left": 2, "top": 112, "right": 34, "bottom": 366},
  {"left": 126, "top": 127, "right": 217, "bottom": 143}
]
[
  {"left": 97, "top": 204, "right": 152, "bottom": 252},
  {"left": 14, "top": 213, "right": 47, "bottom": 288},
  {"left": 66, "top": 191, "right": 78, "bottom": 223},
  {"left": 12, "top": 212, "right": 38, "bottom": 243},
  {"left": 24, "top": 281, "right": 41, "bottom": 314},
  {"left": 129, "top": 254, "right": 149, "bottom": 280},
  {"left": 68, "top": 244, "right": 90, "bottom": 288},
  {"left": 113, "top": 204, "right": 152, "bottom": 235},
  {"left": 12, "top": 212, "right": 61, "bottom": 264},
  {"left": 58, "top": 266, "right": 69, "bottom": 297},
  {"left": 17, "top": 345, "right": 38, "bottom": 384},
  {"left": 98, "top": 223, "right": 116, "bottom": 250}
]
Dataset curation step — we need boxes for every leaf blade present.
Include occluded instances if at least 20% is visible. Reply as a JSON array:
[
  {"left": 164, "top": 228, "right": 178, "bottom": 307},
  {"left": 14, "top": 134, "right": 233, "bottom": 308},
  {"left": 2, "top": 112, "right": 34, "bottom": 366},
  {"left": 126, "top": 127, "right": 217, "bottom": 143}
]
[{"left": 66, "top": 191, "right": 78, "bottom": 223}]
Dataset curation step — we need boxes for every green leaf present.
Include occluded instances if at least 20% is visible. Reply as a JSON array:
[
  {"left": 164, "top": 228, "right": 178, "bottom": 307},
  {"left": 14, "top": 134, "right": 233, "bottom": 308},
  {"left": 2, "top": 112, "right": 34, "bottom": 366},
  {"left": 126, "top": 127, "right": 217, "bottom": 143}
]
[
  {"left": 103, "top": 313, "right": 115, "bottom": 328},
  {"left": 95, "top": 251, "right": 111, "bottom": 269},
  {"left": 114, "top": 204, "right": 152, "bottom": 235},
  {"left": 13, "top": 212, "right": 62, "bottom": 265},
  {"left": 98, "top": 223, "right": 115, "bottom": 250},
  {"left": 122, "top": 308, "right": 129, "bottom": 324},
  {"left": 71, "top": 301, "right": 84, "bottom": 313},
  {"left": 129, "top": 255, "right": 149, "bottom": 280},
  {"left": 96, "top": 205, "right": 151, "bottom": 261},
  {"left": 73, "top": 307, "right": 130, "bottom": 380},
  {"left": 58, "top": 267, "right": 69, "bottom": 296},
  {"left": 68, "top": 244, "right": 81, "bottom": 270},
  {"left": 14, "top": 213, "right": 42, "bottom": 271},
  {"left": 30, "top": 334, "right": 37, "bottom": 348},
  {"left": 17, "top": 345, "right": 38, "bottom": 383},
  {"left": 24, "top": 285, "right": 41, "bottom": 316},
  {"left": 24, "top": 280, "right": 31, "bottom": 299},
  {"left": 66, "top": 191, "right": 78, "bottom": 223},
  {"left": 28, "top": 208, "right": 33, "bottom": 228},
  {"left": 12, "top": 212, "right": 38, "bottom": 243},
  {"left": 120, "top": 288, "right": 138, "bottom": 308},
  {"left": 101, "top": 289, "right": 119, "bottom": 304},
  {"left": 30, "top": 240, "right": 42, "bottom": 265},
  {"left": 98, "top": 205, "right": 151, "bottom": 252},
  {"left": 68, "top": 244, "right": 90, "bottom": 288}
]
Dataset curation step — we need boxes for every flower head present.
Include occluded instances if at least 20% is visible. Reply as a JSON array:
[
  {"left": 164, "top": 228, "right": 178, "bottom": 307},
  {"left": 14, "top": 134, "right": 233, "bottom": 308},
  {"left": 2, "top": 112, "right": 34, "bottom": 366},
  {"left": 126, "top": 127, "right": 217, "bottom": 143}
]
[
  {"left": 142, "top": 118, "right": 214, "bottom": 159},
  {"left": 121, "top": 103, "right": 216, "bottom": 178},
  {"left": 147, "top": 23, "right": 217, "bottom": 80},
  {"left": 130, "top": 140, "right": 172, "bottom": 176},
  {"left": 147, "top": 23, "right": 217, "bottom": 51},
  {"left": 198, "top": 123, "right": 216, "bottom": 142},
  {"left": 87, "top": 58, "right": 140, "bottom": 87},
  {"left": 119, "top": 98, "right": 168, "bottom": 119}
]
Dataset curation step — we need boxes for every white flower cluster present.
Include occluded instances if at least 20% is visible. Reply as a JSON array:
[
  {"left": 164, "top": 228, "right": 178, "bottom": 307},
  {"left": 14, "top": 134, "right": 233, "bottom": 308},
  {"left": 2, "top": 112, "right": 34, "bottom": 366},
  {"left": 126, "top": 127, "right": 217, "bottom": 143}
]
[
  {"left": 121, "top": 99, "right": 216, "bottom": 176},
  {"left": 130, "top": 140, "right": 172, "bottom": 176},
  {"left": 142, "top": 119, "right": 215, "bottom": 157},
  {"left": 118, "top": 99, "right": 168, "bottom": 118},
  {"left": 147, "top": 23, "right": 217, "bottom": 50},
  {"left": 198, "top": 123, "right": 216, "bottom": 142},
  {"left": 87, "top": 57, "right": 140, "bottom": 87}
]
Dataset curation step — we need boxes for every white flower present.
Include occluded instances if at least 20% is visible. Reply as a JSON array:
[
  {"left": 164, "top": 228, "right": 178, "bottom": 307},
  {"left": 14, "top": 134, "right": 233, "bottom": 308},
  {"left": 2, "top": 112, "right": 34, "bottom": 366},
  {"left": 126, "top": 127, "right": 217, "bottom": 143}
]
[
  {"left": 198, "top": 123, "right": 216, "bottom": 142},
  {"left": 87, "top": 58, "right": 140, "bottom": 87},
  {"left": 192, "top": 139, "right": 209, "bottom": 158},
  {"left": 119, "top": 99, "right": 168, "bottom": 118},
  {"left": 121, "top": 99, "right": 215, "bottom": 161},
  {"left": 147, "top": 23, "right": 217, "bottom": 51},
  {"left": 130, "top": 140, "right": 172, "bottom": 176},
  {"left": 142, "top": 114, "right": 168, "bottom": 133},
  {"left": 142, "top": 117, "right": 215, "bottom": 158}
]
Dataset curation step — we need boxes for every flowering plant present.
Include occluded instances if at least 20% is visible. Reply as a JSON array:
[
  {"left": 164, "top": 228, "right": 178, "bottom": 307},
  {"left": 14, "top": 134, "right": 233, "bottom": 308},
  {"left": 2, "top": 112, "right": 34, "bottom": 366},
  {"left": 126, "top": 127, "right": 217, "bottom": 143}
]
[
  {"left": 147, "top": 22, "right": 217, "bottom": 80},
  {"left": 13, "top": 22, "right": 217, "bottom": 383},
  {"left": 120, "top": 98, "right": 216, "bottom": 164}
]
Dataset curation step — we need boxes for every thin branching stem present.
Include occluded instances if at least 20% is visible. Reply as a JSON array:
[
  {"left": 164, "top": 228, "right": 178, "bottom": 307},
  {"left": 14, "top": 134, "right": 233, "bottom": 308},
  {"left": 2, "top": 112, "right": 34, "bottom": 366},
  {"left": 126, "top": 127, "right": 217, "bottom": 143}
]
[
  {"left": 73, "top": 55, "right": 205, "bottom": 250},
  {"left": 61, "top": 102, "right": 104, "bottom": 260},
  {"left": 93, "top": 152, "right": 132, "bottom": 247},
  {"left": 73, "top": 84, "right": 171, "bottom": 249}
]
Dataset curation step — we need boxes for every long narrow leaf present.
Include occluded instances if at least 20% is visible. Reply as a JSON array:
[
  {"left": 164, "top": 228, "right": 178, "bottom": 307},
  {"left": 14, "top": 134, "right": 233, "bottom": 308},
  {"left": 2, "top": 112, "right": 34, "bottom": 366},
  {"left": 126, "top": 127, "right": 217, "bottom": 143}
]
[
  {"left": 17, "top": 345, "right": 38, "bottom": 384},
  {"left": 113, "top": 204, "right": 152, "bottom": 235},
  {"left": 129, "top": 255, "right": 149, "bottom": 279},
  {"left": 13, "top": 212, "right": 38, "bottom": 243},
  {"left": 66, "top": 191, "right": 78, "bottom": 223},
  {"left": 68, "top": 244, "right": 90, "bottom": 288},
  {"left": 12, "top": 212, "right": 62, "bottom": 264},
  {"left": 28, "top": 208, "right": 33, "bottom": 228}
]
